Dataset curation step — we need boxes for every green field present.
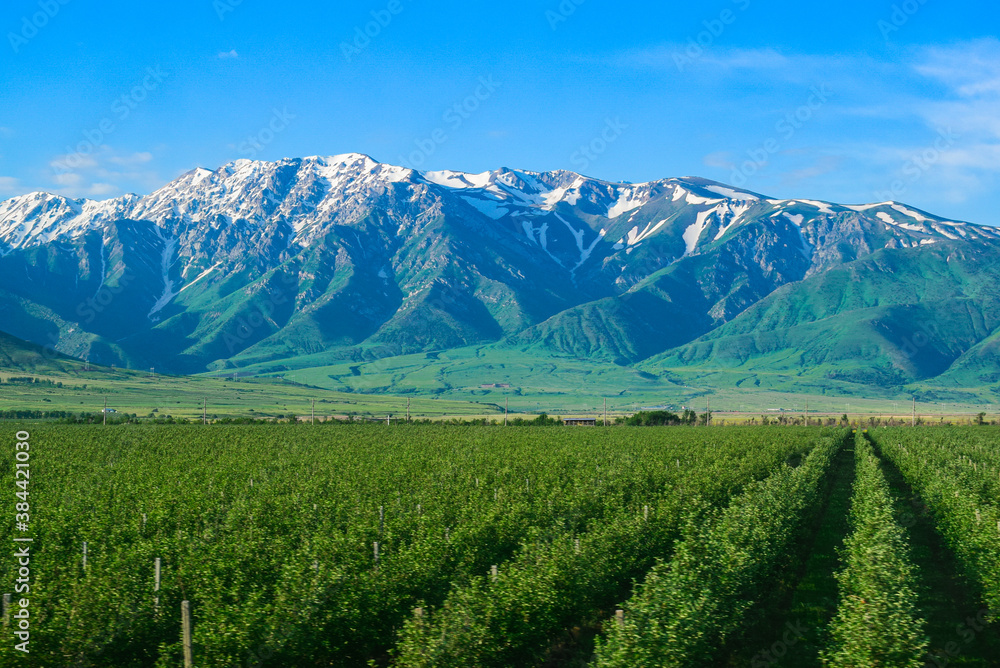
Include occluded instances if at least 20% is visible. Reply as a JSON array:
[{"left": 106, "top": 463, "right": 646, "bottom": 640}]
[
  {"left": 3, "top": 328, "right": 998, "bottom": 422},
  {"left": 0, "top": 332, "right": 503, "bottom": 420},
  {"left": 241, "top": 344, "right": 1000, "bottom": 419},
  {"left": 1, "top": 425, "right": 998, "bottom": 667}
]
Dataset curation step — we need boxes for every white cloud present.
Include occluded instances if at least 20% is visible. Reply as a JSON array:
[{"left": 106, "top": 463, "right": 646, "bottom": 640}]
[
  {"left": 897, "top": 40, "right": 1000, "bottom": 198},
  {"left": 108, "top": 151, "right": 154, "bottom": 166},
  {"left": 218, "top": 49, "right": 239, "bottom": 59},
  {"left": 88, "top": 183, "right": 118, "bottom": 196},
  {"left": 0, "top": 176, "right": 21, "bottom": 194},
  {"left": 45, "top": 146, "right": 161, "bottom": 199},
  {"left": 51, "top": 153, "right": 99, "bottom": 171},
  {"left": 52, "top": 172, "right": 84, "bottom": 187},
  {"left": 703, "top": 151, "right": 735, "bottom": 170},
  {"left": 780, "top": 156, "right": 842, "bottom": 186}
]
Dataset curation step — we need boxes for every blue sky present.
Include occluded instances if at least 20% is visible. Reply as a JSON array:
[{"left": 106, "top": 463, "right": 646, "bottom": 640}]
[{"left": 1, "top": 0, "right": 999, "bottom": 224}]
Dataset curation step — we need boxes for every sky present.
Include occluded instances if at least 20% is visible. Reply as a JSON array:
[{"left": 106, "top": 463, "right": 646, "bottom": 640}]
[{"left": 1, "top": 0, "right": 999, "bottom": 224}]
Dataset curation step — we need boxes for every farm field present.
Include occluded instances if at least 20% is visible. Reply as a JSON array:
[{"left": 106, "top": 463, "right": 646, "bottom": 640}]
[{"left": 0, "top": 425, "right": 998, "bottom": 667}]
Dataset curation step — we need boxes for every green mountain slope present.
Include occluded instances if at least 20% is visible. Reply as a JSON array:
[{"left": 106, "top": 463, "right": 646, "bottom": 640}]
[
  {"left": 645, "top": 243, "right": 1000, "bottom": 389},
  {"left": 0, "top": 329, "right": 82, "bottom": 375}
]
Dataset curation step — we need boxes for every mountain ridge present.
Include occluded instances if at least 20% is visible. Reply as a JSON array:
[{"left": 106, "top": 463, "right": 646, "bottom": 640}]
[{"left": 1, "top": 154, "right": 998, "bottom": 400}]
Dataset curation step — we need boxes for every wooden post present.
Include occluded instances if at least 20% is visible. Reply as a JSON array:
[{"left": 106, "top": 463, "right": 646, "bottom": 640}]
[
  {"left": 181, "top": 600, "right": 193, "bottom": 667},
  {"left": 615, "top": 609, "right": 625, "bottom": 629},
  {"left": 574, "top": 538, "right": 580, "bottom": 554},
  {"left": 643, "top": 505, "right": 649, "bottom": 521},
  {"left": 373, "top": 541, "right": 380, "bottom": 567},
  {"left": 82, "top": 541, "right": 88, "bottom": 569},
  {"left": 2, "top": 593, "right": 10, "bottom": 627},
  {"left": 490, "top": 564, "right": 498, "bottom": 582},
  {"left": 154, "top": 557, "right": 161, "bottom": 608},
  {"left": 379, "top": 506, "right": 384, "bottom": 535}
]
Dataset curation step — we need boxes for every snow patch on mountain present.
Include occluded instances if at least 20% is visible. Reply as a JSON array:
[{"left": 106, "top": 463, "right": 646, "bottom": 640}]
[
  {"left": 712, "top": 202, "right": 755, "bottom": 241},
  {"left": 462, "top": 196, "right": 507, "bottom": 219},
  {"left": 796, "top": 200, "right": 836, "bottom": 215},
  {"left": 179, "top": 263, "right": 221, "bottom": 294},
  {"left": 706, "top": 185, "right": 759, "bottom": 201},
  {"left": 891, "top": 204, "right": 929, "bottom": 222},
  {"left": 607, "top": 191, "right": 647, "bottom": 219},
  {"left": 684, "top": 211, "right": 713, "bottom": 255},
  {"left": 148, "top": 227, "right": 179, "bottom": 319}
]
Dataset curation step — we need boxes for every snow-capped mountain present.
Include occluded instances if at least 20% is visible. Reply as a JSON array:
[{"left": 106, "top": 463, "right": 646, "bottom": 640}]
[{"left": 1, "top": 153, "right": 999, "bottom": 381}]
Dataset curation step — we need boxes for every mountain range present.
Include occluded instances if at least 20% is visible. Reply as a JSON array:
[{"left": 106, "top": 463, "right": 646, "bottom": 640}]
[{"left": 1, "top": 153, "right": 998, "bottom": 401}]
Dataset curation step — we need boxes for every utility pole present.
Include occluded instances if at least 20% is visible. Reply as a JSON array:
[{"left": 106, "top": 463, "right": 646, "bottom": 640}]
[
  {"left": 406, "top": 397, "right": 410, "bottom": 423},
  {"left": 311, "top": 399, "right": 315, "bottom": 425},
  {"left": 103, "top": 397, "right": 107, "bottom": 426},
  {"left": 203, "top": 398, "right": 207, "bottom": 425},
  {"left": 504, "top": 398, "right": 508, "bottom": 426},
  {"left": 707, "top": 398, "right": 711, "bottom": 426},
  {"left": 604, "top": 398, "right": 608, "bottom": 427},
  {"left": 912, "top": 397, "right": 916, "bottom": 427},
  {"left": 805, "top": 400, "right": 808, "bottom": 426}
]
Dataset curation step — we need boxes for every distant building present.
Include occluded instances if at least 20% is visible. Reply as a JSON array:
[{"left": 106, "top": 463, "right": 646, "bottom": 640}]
[
  {"left": 564, "top": 418, "right": 597, "bottom": 426},
  {"left": 480, "top": 383, "right": 512, "bottom": 389}
]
